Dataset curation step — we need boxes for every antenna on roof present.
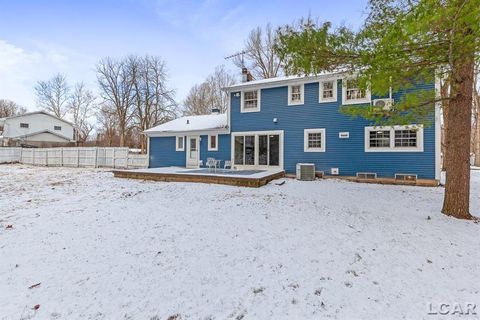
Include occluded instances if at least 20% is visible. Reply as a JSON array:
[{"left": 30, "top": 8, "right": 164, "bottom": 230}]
[
  {"left": 224, "top": 50, "right": 255, "bottom": 82},
  {"left": 224, "top": 50, "right": 247, "bottom": 67}
]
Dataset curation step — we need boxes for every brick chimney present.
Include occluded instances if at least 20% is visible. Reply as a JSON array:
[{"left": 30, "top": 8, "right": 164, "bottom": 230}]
[{"left": 241, "top": 67, "right": 254, "bottom": 82}]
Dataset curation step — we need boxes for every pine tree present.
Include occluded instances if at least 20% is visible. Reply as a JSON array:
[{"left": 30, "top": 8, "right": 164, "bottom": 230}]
[{"left": 276, "top": 0, "right": 480, "bottom": 219}]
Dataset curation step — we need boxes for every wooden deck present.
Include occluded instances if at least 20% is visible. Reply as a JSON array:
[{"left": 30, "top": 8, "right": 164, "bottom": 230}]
[{"left": 113, "top": 168, "right": 285, "bottom": 188}]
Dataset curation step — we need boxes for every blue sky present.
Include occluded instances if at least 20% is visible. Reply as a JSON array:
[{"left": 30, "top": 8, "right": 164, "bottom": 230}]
[{"left": 0, "top": 0, "right": 368, "bottom": 109}]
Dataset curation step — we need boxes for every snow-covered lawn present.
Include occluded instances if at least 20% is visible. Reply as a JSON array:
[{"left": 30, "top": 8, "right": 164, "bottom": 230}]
[{"left": 1, "top": 165, "right": 479, "bottom": 320}]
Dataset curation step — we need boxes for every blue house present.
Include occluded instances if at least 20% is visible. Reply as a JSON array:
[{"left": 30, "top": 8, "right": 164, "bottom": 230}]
[{"left": 144, "top": 72, "right": 441, "bottom": 182}]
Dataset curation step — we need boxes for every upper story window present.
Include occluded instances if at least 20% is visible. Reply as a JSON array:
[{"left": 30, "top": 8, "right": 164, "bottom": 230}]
[
  {"left": 241, "top": 90, "right": 260, "bottom": 113},
  {"left": 208, "top": 134, "right": 218, "bottom": 151},
  {"left": 304, "top": 128, "right": 326, "bottom": 152},
  {"left": 288, "top": 84, "right": 304, "bottom": 105},
  {"left": 54, "top": 125, "right": 62, "bottom": 131},
  {"left": 342, "top": 79, "right": 371, "bottom": 105},
  {"left": 176, "top": 136, "right": 184, "bottom": 151},
  {"left": 20, "top": 123, "right": 29, "bottom": 128},
  {"left": 319, "top": 80, "right": 337, "bottom": 103},
  {"left": 365, "top": 125, "right": 423, "bottom": 152}
]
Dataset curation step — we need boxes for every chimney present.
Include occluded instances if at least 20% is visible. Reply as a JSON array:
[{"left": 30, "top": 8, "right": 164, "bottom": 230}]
[
  {"left": 211, "top": 108, "right": 221, "bottom": 115},
  {"left": 241, "top": 67, "right": 254, "bottom": 83},
  {"left": 241, "top": 67, "right": 248, "bottom": 83}
]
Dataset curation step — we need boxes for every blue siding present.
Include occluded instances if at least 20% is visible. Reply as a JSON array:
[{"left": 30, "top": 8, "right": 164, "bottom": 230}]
[
  {"left": 230, "top": 80, "right": 436, "bottom": 179},
  {"left": 149, "top": 136, "right": 185, "bottom": 167},
  {"left": 149, "top": 134, "right": 231, "bottom": 168},
  {"left": 199, "top": 134, "right": 231, "bottom": 166}
]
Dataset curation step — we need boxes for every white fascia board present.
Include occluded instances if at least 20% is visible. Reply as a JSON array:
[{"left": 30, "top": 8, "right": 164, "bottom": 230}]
[
  {"left": 223, "top": 72, "right": 346, "bottom": 92},
  {"left": 145, "top": 128, "right": 229, "bottom": 137}
]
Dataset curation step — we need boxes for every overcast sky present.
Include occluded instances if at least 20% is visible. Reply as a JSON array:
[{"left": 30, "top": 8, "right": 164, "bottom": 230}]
[{"left": 0, "top": 0, "right": 368, "bottom": 110}]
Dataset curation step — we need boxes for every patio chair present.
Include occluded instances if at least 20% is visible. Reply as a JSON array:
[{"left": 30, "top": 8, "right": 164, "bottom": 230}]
[
  {"left": 206, "top": 158, "right": 217, "bottom": 172},
  {"left": 224, "top": 160, "right": 232, "bottom": 170}
]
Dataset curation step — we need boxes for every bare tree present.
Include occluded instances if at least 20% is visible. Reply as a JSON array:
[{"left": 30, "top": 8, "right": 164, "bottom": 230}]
[
  {"left": 96, "top": 103, "right": 118, "bottom": 147},
  {"left": 131, "top": 55, "right": 177, "bottom": 152},
  {"left": 96, "top": 57, "right": 136, "bottom": 147},
  {"left": 35, "top": 73, "right": 69, "bottom": 118},
  {"left": 183, "top": 65, "right": 236, "bottom": 115},
  {"left": 0, "top": 99, "right": 27, "bottom": 118},
  {"left": 183, "top": 82, "right": 215, "bottom": 116},
  {"left": 69, "top": 82, "right": 96, "bottom": 145},
  {"left": 233, "top": 24, "right": 283, "bottom": 79}
]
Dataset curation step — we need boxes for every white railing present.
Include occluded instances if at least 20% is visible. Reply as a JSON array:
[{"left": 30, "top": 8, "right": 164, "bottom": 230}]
[{"left": 0, "top": 147, "right": 148, "bottom": 169}]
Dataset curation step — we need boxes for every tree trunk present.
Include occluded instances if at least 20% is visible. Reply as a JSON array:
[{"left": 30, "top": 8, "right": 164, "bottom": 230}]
[
  {"left": 474, "top": 88, "right": 480, "bottom": 167},
  {"left": 441, "top": 56, "right": 474, "bottom": 219},
  {"left": 475, "top": 116, "right": 480, "bottom": 166},
  {"left": 440, "top": 78, "right": 450, "bottom": 171}
]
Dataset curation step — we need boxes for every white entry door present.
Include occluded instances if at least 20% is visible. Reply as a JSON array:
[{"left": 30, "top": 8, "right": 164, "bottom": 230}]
[{"left": 186, "top": 136, "right": 200, "bottom": 168}]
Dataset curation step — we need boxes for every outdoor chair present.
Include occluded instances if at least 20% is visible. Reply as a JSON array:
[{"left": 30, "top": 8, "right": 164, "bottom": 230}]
[
  {"left": 206, "top": 158, "right": 217, "bottom": 172},
  {"left": 224, "top": 160, "right": 232, "bottom": 169}
]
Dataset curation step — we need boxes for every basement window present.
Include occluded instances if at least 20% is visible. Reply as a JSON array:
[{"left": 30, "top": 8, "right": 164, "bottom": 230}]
[{"left": 176, "top": 136, "right": 184, "bottom": 151}]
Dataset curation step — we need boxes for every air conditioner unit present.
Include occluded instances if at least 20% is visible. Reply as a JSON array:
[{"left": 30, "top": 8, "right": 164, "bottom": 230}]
[
  {"left": 296, "top": 163, "right": 315, "bottom": 181},
  {"left": 372, "top": 98, "right": 394, "bottom": 111}
]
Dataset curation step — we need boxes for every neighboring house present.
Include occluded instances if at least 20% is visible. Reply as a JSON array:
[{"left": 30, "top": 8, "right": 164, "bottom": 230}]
[
  {"left": 0, "top": 111, "right": 75, "bottom": 147},
  {"left": 144, "top": 71, "right": 441, "bottom": 182}
]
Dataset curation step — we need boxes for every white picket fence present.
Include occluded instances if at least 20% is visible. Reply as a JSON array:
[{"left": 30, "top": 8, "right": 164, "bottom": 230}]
[{"left": 0, "top": 147, "right": 148, "bottom": 169}]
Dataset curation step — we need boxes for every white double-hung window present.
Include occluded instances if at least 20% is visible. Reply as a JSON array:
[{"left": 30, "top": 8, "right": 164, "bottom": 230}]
[
  {"left": 288, "top": 84, "right": 304, "bottom": 105},
  {"left": 241, "top": 90, "right": 260, "bottom": 112},
  {"left": 319, "top": 80, "right": 337, "bottom": 102},
  {"left": 304, "top": 128, "right": 326, "bottom": 152},
  {"left": 365, "top": 125, "right": 423, "bottom": 152},
  {"left": 208, "top": 134, "right": 218, "bottom": 151},
  {"left": 176, "top": 136, "right": 184, "bottom": 151},
  {"left": 342, "top": 79, "right": 371, "bottom": 105}
]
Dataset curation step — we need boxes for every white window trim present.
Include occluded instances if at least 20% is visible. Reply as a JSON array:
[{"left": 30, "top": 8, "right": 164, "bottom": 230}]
[
  {"left": 176, "top": 136, "right": 185, "bottom": 151},
  {"left": 240, "top": 90, "right": 261, "bottom": 113},
  {"left": 208, "top": 134, "right": 218, "bottom": 151},
  {"left": 304, "top": 128, "right": 326, "bottom": 152},
  {"left": 288, "top": 83, "right": 304, "bottom": 106},
  {"left": 364, "top": 125, "right": 424, "bottom": 152},
  {"left": 230, "top": 130, "right": 284, "bottom": 169},
  {"left": 319, "top": 80, "right": 337, "bottom": 103},
  {"left": 342, "top": 78, "right": 371, "bottom": 105}
]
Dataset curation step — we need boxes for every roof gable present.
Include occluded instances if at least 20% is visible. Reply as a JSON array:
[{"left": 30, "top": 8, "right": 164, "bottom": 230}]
[{"left": 5, "top": 111, "right": 74, "bottom": 126}]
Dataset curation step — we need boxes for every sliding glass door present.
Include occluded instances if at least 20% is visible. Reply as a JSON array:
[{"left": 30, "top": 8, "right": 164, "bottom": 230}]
[{"left": 233, "top": 131, "right": 282, "bottom": 168}]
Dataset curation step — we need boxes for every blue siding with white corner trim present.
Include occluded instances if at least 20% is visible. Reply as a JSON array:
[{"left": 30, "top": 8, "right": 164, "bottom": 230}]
[
  {"left": 148, "top": 78, "right": 436, "bottom": 179},
  {"left": 229, "top": 79, "right": 436, "bottom": 179},
  {"left": 148, "top": 136, "right": 185, "bottom": 168},
  {"left": 148, "top": 134, "right": 231, "bottom": 168}
]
